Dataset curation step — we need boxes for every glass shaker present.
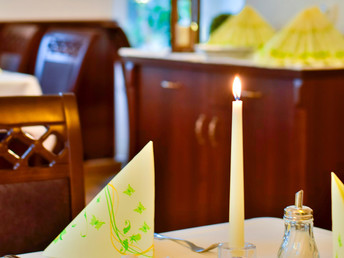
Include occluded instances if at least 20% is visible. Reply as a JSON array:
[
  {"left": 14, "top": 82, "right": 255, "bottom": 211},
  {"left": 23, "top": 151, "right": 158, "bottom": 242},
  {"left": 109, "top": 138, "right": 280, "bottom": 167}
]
[{"left": 278, "top": 190, "right": 319, "bottom": 257}]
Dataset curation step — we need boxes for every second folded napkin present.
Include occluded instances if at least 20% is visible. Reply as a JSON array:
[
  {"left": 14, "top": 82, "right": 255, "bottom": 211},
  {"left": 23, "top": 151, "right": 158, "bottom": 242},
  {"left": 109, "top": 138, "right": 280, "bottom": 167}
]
[
  {"left": 44, "top": 141, "right": 155, "bottom": 258},
  {"left": 332, "top": 172, "right": 344, "bottom": 258}
]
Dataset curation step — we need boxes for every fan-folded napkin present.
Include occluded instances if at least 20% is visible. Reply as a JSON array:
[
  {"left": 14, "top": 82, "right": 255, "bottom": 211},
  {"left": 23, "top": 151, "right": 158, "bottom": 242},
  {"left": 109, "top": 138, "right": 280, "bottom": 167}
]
[{"left": 43, "top": 141, "right": 155, "bottom": 258}]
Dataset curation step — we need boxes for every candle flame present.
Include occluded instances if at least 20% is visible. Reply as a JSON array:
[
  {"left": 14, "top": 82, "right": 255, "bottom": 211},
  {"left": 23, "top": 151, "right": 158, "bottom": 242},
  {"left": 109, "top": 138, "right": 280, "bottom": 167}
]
[{"left": 232, "top": 76, "right": 241, "bottom": 100}]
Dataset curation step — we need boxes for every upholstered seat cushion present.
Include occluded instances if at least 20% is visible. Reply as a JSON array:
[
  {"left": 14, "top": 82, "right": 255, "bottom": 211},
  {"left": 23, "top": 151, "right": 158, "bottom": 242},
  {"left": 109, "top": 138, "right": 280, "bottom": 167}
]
[{"left": 0, "top": 178, "right": 71, "bottom": 254}]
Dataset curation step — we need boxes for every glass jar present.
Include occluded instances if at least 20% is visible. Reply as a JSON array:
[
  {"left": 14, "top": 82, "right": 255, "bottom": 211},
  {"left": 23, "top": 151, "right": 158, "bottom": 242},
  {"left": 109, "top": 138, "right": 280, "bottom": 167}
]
[{"left": 278, "top": 190, "right": 319, "bottom": 258}]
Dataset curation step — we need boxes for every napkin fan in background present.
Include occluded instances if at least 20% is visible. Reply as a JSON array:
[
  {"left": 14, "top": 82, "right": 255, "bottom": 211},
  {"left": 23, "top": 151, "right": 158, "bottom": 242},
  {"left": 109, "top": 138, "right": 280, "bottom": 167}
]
[
  {"left": 44, "top": 142, "right": 155, "bottom": 258},
  {"left": 196, "top": 5, "right": 274, "bottom": 58},
  {"left": 207, "top": 5, "right": 274, "bottom": 48},
  {"left": 255, "top": 6, "right": 344, "bottom": 68}
]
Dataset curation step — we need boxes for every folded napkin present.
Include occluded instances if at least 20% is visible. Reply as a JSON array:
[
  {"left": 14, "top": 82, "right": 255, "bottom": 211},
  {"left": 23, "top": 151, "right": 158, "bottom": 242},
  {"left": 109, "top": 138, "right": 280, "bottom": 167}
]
[
  {"left": 207, "top": 5, "right": 275, "bottom": 49},
  {"left": 331, "top": 172, "right": 344, "bottom": 258},
  {"left": 255, "top": 6, "right": 344, "bottom": 68},
  {"left": 44, "top": 142, "right": 155, "bottom": 258}
]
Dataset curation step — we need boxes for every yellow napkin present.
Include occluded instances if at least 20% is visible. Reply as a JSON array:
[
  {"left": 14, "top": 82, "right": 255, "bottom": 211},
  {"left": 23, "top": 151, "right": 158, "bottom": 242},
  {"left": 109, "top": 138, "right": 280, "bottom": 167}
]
[
  {"left": 44, "top": 142, "right": 155, "bottom": 258},
  {"left": 207, "top": 5, "right": 275, "bottom": 48},
  {"left": 331, "top": 172, "right": 344, "bottom": 258},
  {"left": 255, "top": 6, "right": 344, "bottom": 68}
]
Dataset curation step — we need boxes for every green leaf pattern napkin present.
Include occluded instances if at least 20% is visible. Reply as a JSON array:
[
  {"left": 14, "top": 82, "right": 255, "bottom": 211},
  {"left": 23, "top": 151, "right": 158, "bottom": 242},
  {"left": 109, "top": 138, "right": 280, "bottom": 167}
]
[{"left": 43, "top": 142, "right": 155, "bottom": 258}]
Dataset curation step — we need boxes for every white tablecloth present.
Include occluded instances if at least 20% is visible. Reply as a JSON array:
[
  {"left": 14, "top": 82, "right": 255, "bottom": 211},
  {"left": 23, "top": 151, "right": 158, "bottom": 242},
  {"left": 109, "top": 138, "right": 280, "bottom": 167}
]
[
  {"left": 0, "top": 70, "right": 56, "bottom": 150},
  {"left": 17, "top": 217, "right": 332, "bottom": 258},
  {"left": 0, "top": 70, "right": 42, "bottom": 96}
]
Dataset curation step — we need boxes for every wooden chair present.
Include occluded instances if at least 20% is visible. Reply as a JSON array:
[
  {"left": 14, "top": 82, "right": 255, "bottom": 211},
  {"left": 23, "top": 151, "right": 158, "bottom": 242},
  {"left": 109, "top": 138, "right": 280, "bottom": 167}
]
[
  {"left": 34, "top": 27, "right": 114, "bottom": 158},
  {"left": 0, "top": 93, "right": 85, "bottom": 255},
  {"left": 0, "top": 24, "right": 43, "bottom": 73},
  {"left": 34, "top": 27, "right": 122, "bottom": 178},
  {"left": 34, "top": 28, "right": 98, "bottom": 94}
]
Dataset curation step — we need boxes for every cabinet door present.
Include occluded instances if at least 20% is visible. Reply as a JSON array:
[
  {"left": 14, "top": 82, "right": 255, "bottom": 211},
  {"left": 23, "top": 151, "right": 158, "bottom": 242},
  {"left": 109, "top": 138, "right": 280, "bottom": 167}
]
[
  {"left": 136, "top": 65, "right": 208, "bottom": 232},
  {"left": 129, "top": 61, "right": 301, "bottom": 231},
  {"left": 199, "top": 72, "right": 232, "bottom": 224},
  {"left": 300, "top": 76, "right": 344, "bottom": 229},
  {"left": 206, "top": 106, "right": 231, "bottom": 223},
  {"left": 242, "top": 75, "right": 298, "bottom": 218}
]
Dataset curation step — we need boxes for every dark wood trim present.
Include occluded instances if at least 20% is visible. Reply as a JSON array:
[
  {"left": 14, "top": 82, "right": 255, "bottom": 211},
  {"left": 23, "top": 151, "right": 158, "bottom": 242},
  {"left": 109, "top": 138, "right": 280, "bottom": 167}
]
[
  {"left": 63, "top": 93, "right": 85, "bottom": 218},
  {"left": 170, "top": 0, "right": 178, "bottom": 51},
  {"left": 191, "top": 0, "right": 200, "bottom": 43},
  {"left": 121, "top": 55, "right": 344, "bottom": 79},
  {"left": 123, "top": 62, "right": 140, "bottom": 159}
]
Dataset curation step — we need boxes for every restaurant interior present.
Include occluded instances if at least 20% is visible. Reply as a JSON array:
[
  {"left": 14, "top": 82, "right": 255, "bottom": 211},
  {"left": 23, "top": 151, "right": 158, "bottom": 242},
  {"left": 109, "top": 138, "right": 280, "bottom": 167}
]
[{"left": 0, "top": 0, "right": 343, "bottom": 257}]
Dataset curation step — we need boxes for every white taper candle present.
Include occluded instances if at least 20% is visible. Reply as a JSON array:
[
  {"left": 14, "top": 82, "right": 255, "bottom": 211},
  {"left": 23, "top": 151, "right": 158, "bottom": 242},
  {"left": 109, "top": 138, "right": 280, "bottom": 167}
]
[{"left": 229, "top": 75, "right": 245, "bottom": 249}]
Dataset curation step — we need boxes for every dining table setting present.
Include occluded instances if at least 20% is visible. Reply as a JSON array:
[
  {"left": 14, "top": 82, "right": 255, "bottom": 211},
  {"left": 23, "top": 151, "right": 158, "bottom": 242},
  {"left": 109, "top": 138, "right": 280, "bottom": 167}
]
[
  {"left": 9, "top": 143, "right": 338, "bottom": 258},
  {"left": 7, "top": 75, "right": 343, "bottom": 257},
  {"left": 0, "top": 67, "right": 341, "bottom": 258},
  {"left": 2, "top": 3, "right": 344, "bottom": 257},
  {"left": 1, "top": 6, "right": 344, "bottom": 255}
]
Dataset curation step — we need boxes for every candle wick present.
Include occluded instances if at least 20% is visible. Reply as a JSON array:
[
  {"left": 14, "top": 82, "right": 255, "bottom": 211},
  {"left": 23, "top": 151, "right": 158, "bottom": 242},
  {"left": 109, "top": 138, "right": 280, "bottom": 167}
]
[{"left": 235, "top": 96, "right": 240, "bottom": 101}]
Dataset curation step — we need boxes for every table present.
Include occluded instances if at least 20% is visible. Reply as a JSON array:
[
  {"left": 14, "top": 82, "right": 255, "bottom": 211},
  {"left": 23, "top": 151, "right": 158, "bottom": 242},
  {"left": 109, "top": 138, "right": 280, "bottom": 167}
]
[
  {"left": 0, "top": 70, "right": 56, "bottom": 150},
  {"left": 18, "top": 217, "right": 332, "bottom": 258},
  {"left": 0, "top": 70, "right": 42, "bottom": 96}
]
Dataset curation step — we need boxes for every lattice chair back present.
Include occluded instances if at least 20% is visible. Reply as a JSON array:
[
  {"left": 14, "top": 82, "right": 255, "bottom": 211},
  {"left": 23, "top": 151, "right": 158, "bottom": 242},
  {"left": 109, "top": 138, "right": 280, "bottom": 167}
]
[{"left": 0, "top": 93, "right": 85, "bottom": 256}]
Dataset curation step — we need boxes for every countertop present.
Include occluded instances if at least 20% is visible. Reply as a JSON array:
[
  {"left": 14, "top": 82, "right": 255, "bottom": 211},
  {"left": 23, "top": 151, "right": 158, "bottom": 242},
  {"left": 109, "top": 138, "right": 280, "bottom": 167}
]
[{"left": 119, "top": 47, "right": 344, "bottom": 72}]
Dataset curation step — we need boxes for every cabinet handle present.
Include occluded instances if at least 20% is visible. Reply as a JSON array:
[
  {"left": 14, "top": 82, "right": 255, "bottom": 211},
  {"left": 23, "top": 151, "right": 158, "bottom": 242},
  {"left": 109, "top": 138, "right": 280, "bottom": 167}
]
[
  {"left": 241, "top": 90, "right": 262, "bottom": 99},
  {"left": 195, "top": 114, "right": 206, "bottom": 145},
  {"left": 160, "top": 80, "right": 182, "bottom": 89},
  {"left": 208, "top": 116, "right": 219, "bottom": 147}
]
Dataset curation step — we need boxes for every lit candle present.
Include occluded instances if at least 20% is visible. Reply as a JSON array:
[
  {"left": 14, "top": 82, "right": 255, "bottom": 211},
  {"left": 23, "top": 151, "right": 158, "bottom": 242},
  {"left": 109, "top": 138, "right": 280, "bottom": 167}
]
[{"left": 229, "top": 75, "right": 245, "bottom": 249}]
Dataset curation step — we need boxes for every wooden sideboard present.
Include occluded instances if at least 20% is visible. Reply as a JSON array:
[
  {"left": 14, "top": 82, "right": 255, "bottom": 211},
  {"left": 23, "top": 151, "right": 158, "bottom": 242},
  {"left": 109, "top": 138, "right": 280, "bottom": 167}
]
[{"left": 121, "top": 49, "right": 344, "bottom": 232}]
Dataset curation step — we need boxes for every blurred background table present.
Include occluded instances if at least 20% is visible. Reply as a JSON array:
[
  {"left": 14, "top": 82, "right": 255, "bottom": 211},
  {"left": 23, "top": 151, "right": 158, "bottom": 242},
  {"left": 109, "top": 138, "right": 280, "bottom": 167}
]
[{"left": 0, "top": 70, "right": 41, "bottom": 96}]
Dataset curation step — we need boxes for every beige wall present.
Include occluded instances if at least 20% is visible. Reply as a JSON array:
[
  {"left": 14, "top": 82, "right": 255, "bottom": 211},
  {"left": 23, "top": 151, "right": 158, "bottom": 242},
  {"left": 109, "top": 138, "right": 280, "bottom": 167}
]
[{"left": 0, "top": 0, "right": 114, "bottom": 21}]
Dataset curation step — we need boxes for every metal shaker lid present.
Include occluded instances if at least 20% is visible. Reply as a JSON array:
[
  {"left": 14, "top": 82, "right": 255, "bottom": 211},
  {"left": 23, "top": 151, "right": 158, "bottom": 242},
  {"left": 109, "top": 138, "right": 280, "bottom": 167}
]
[{"left": 284, "top": 190, "right": 313, "bottom": 220}]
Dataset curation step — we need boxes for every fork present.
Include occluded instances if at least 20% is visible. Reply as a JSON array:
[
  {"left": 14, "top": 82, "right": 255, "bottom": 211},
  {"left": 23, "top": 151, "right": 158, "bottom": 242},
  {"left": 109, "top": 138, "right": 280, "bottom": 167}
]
[{"left": 154, "top": 233, "right": 219, "bottom": 253}]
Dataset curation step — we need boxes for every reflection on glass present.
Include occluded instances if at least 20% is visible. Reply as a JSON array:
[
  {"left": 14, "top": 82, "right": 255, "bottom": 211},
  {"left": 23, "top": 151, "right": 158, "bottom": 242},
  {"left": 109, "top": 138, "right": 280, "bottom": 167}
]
[
  {"left": 125, "top": 0, "right": 171, "bottom": 49},
  {"left": 177, "top": 0, "right": 191, "bottom": 27}
]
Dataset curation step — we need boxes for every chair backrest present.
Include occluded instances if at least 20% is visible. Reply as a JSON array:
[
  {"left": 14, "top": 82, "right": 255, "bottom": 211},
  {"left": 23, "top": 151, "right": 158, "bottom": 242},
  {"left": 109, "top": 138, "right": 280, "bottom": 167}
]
[
  {"left": 34, "top": 28, "right": 98, "bottom": 94},
  {"left": 0, "top": 93, "right": 85, "bottom": 255},
  {"left": 0, "top": 24, "right": 43, "bottom": 73}
]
